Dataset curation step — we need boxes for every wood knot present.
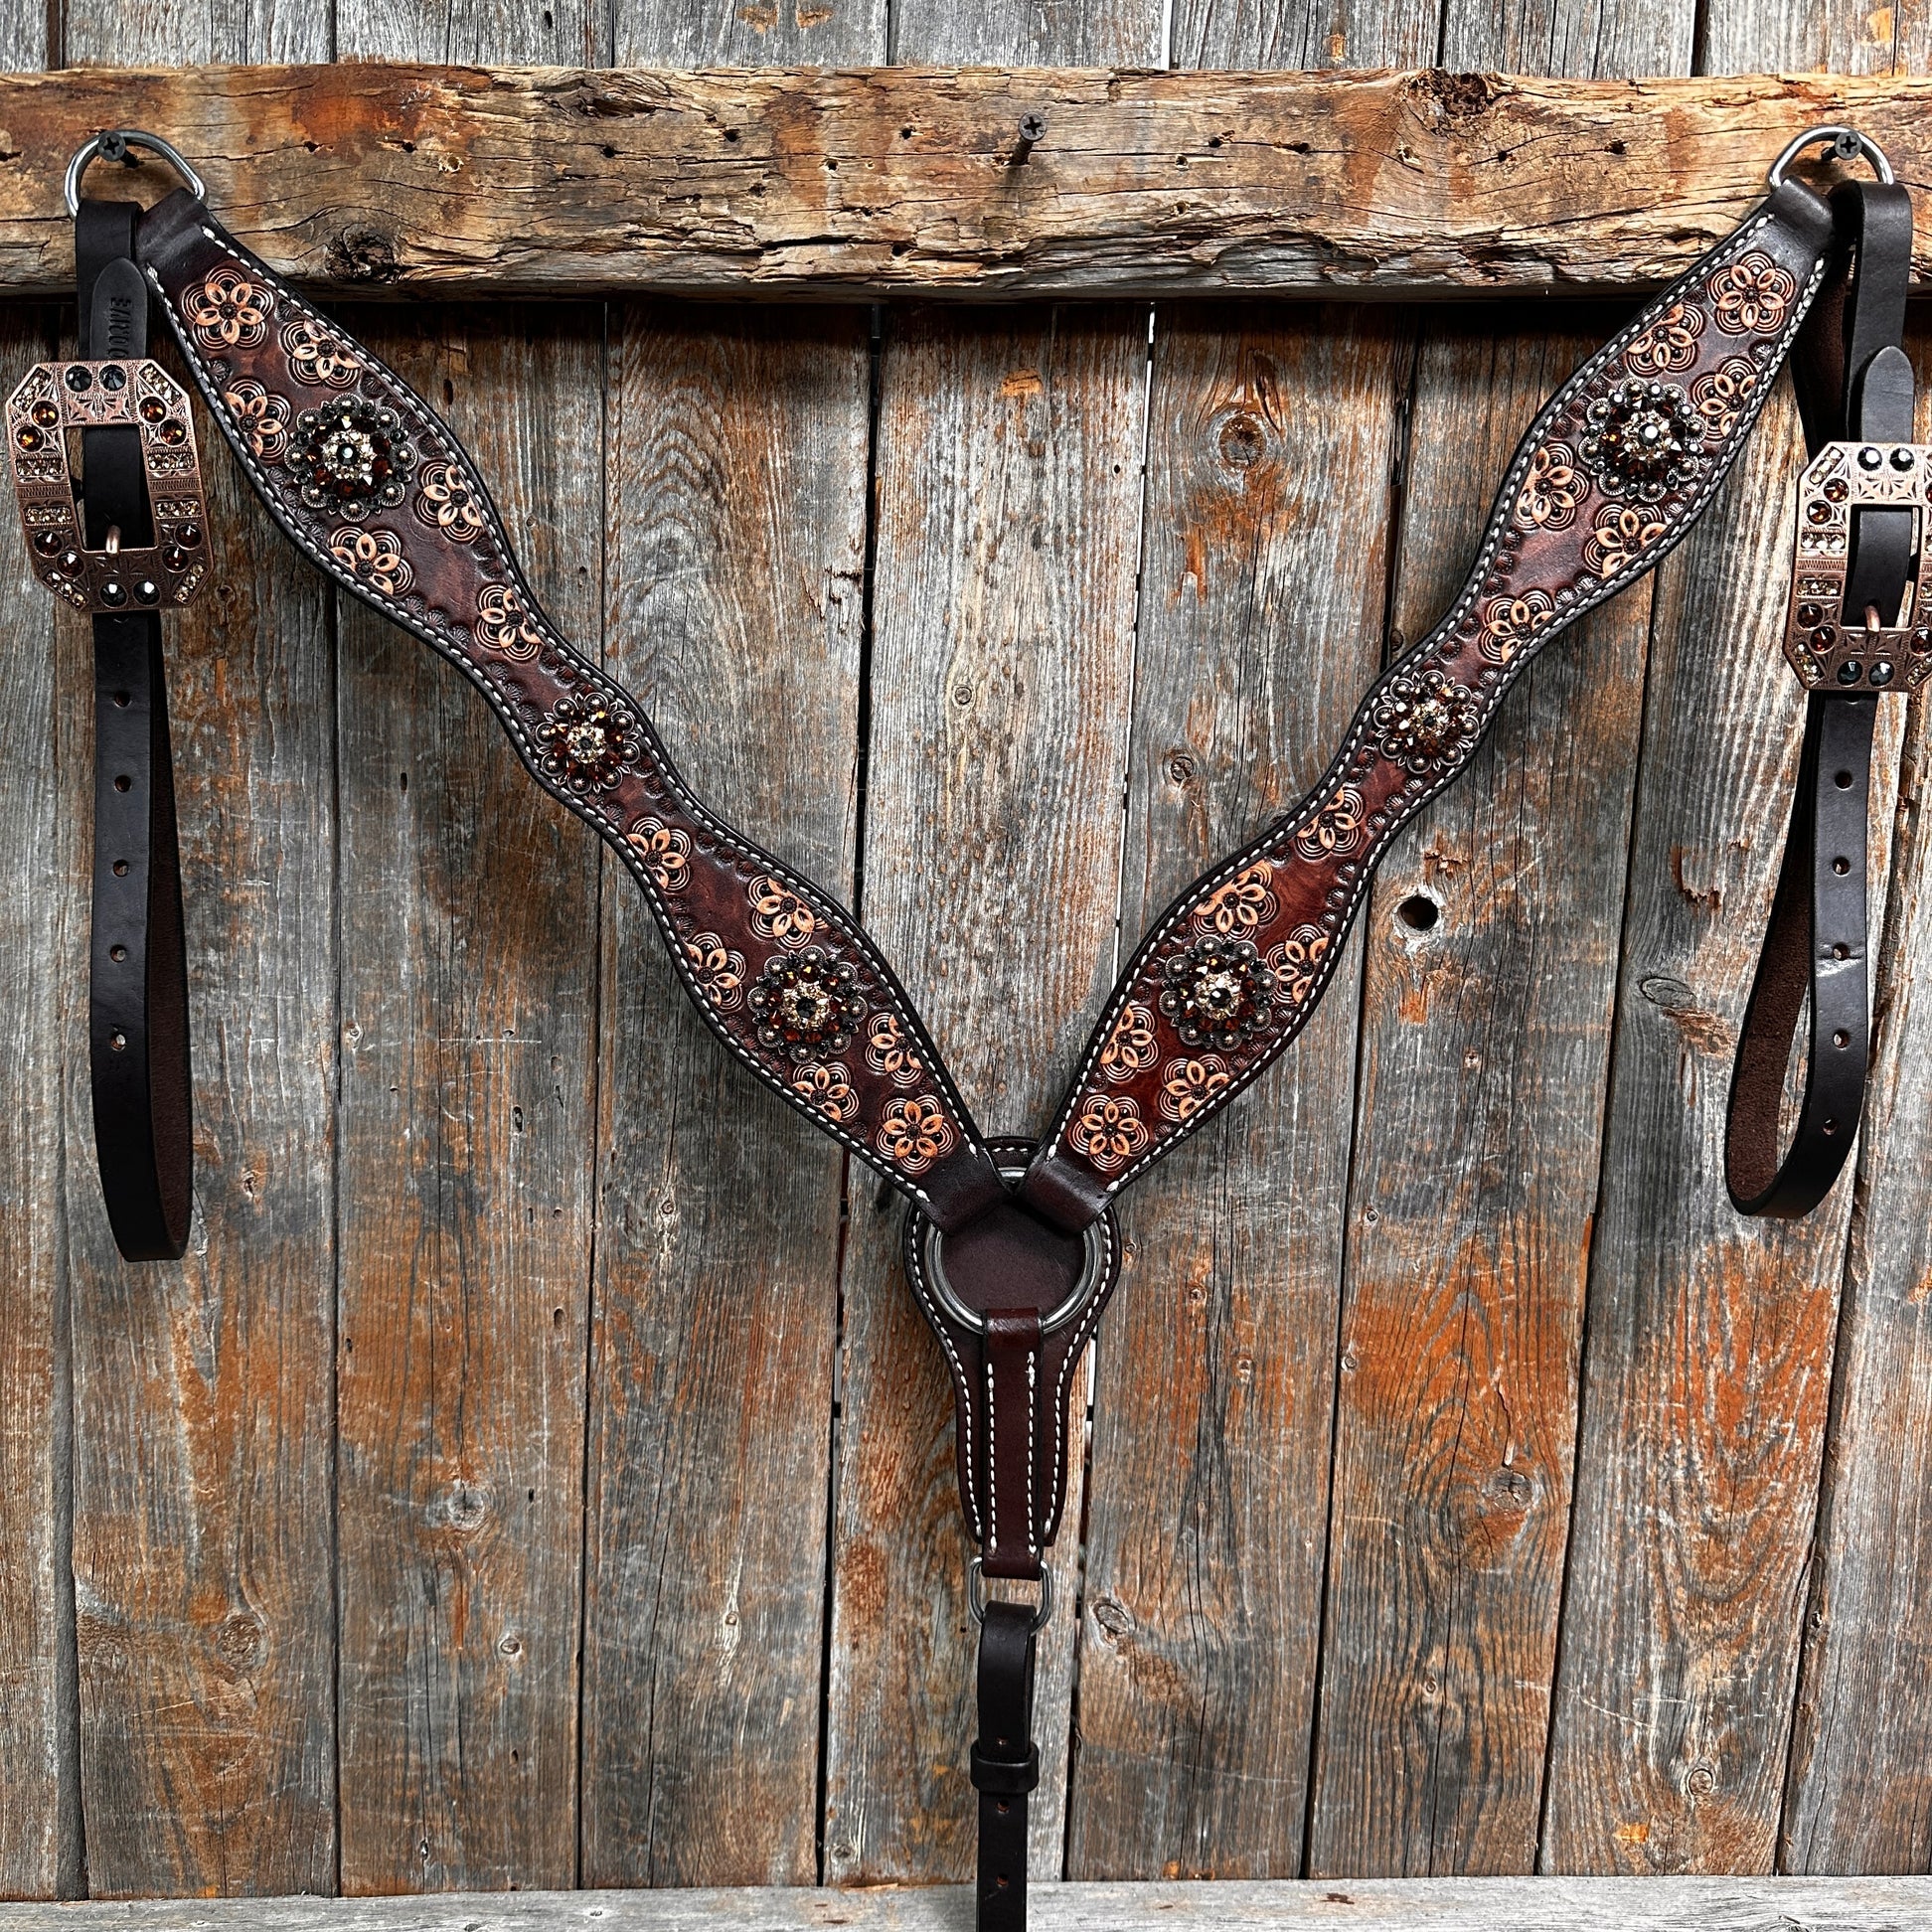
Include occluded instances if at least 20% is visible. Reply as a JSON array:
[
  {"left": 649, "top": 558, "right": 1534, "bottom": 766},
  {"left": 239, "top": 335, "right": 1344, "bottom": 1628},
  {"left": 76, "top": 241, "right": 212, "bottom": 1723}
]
[
  {"left": 327, "top": 224, "right": 401, "bottom": 284},
  {"left": 1414, "top": 71, "right": 1497, "bottom": 119}
]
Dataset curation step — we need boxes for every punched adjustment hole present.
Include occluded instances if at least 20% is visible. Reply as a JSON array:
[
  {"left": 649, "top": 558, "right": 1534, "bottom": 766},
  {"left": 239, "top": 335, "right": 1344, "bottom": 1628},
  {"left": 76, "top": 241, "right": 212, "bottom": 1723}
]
[
  {"left": 111, "top": 860, "right": 128, "bottom": 877},
  {"left": 112, "top": 690, "right": 130, "bottom": 708},
  {"left": 1832, "top": 942, "right": 1851, "bottom": 960},
  {"left": 1833, "top": 856, "right": 1851, "bottom": 875},
  {"left": 1835, "top": 768, "right": 1855, "bottom": 789},
  {"left": 109, "top": 944, "right": 126, "bottom": 962},
  {"left": 1396, "top": 892, "right": 1440, "bottom": 933},
  {"left": 112, "top": 773, "right": 131, "bottom": 792},
  {"left": 1823, "top": 1118, "right": 1841, "bottom": 1136},
  {"left": 1834, "top": 1029, "right": 1851, "bottom": 1047},
  {"left": 107, "top": 1030, "right": 125, "bottom": 1051}
]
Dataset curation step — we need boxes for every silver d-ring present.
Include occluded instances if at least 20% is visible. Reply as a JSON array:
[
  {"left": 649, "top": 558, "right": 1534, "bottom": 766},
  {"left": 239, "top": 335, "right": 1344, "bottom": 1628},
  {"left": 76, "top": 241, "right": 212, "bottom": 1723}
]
[
  {"left": 1766, "top": 124, "right": 1895, "bottom": 191},
  {"left": 918, "top": 1162, "right": 1109, "bottom": 1339},
  {"left": 65, "top": 130, "right": 208, "bottom": 218},
  {"left": 968, "top": 1556, "right": 1054, "bottom": 1632}
]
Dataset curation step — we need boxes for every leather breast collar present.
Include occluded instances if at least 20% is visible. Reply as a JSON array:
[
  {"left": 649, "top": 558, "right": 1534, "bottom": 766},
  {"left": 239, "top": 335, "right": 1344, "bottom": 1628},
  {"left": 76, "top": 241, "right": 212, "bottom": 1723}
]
[{"left": 11, "top": 121, "right": 1917, "bottom": 1927}]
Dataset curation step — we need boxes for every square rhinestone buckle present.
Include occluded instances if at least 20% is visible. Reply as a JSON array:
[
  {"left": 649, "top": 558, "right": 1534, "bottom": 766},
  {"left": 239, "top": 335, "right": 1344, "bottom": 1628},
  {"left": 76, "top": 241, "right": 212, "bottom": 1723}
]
[
  {"left": 6, "top": 358, "right": 208, "bottom": 615},
  {"left": 1783, "top": 439, "right": 1931, "bottom": 692}
]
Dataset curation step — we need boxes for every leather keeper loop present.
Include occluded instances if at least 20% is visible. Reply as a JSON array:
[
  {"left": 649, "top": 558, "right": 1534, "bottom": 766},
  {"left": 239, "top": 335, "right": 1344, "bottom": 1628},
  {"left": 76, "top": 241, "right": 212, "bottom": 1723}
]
[{"left": 969, "top": 1741, "right": 1041, "bottom": 1796}]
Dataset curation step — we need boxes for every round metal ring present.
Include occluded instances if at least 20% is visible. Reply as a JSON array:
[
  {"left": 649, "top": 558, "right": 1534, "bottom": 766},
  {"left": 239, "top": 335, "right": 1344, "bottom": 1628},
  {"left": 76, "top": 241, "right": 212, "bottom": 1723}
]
[
  {"left": 918, "top": 1162, "right": 1109, "bottom": 1340},
  {"left": 1766, "top": 124, "right": 1895, "bottom": 191},
  {"left": 66, "top": 129, "right": 209, "bottom": 218},
  {"left": 967, "top": 1556, "right": 1054, "bottom": 1631}
]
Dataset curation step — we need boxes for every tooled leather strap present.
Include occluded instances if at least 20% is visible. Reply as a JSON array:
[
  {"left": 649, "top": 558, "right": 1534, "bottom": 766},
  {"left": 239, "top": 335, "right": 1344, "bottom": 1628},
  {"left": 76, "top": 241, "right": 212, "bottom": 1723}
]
[
  {"left": 129, "top": 189, "right": 1006, "bottom": 1231},
  {"left": 1018, "top": 177, "right": 1842, "bottom": 1236},
  {"left": 1728, "top": 178, "right": 1915, "bottom": 1216},
  {"left": 80, "top": 200, "right": 192, "bottom": 1261}
]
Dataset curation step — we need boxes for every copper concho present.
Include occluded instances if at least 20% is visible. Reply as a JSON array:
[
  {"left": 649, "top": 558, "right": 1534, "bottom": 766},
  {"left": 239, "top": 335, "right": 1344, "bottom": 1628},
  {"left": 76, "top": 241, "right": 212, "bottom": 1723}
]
[
  {"left": 1783, "top": 440, "right": 1932, "bottom": 693},
  {"left": 6, "top": 359, "right": 208, "bottom": 614}
]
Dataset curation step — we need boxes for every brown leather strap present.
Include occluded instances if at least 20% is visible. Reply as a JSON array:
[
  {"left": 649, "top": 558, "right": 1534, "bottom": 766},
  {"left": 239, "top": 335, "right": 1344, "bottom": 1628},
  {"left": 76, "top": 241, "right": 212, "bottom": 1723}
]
[
  {"left": 983, "top": 1310, "right": 1044, "bottom": 1581},
  {"left": 971, "top": 1602, "right": 1040, "bottom": 1932}
]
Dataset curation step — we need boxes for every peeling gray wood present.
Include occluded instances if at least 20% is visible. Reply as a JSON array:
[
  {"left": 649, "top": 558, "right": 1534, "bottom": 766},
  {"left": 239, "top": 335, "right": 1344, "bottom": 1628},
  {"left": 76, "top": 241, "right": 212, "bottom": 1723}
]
[
  {"left": 0, "top": 66, "right": 1929, "bottom": 299},
  {"left": 3, "top": 1876, "right": 1932, "bottom": 1929}
]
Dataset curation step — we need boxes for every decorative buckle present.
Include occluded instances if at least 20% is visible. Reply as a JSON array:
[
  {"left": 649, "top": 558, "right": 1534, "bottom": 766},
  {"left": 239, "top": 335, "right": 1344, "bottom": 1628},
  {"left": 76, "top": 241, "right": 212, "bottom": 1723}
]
[
  {"left": 6, "top": 359, "right": 208, "bottom": 615},
  {"left": 1782, "top": 440, "right": 1931, "bottom": 692}
]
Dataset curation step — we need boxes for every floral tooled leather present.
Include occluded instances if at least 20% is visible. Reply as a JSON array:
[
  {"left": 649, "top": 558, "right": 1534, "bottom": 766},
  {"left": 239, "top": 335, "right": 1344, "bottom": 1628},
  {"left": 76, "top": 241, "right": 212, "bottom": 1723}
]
[
  {"left": 1029, "top": 186, "right": 1836, "bottom": 1215},
  {"left": 140, "top": 194, "right": 991, "bottom": 1212}
]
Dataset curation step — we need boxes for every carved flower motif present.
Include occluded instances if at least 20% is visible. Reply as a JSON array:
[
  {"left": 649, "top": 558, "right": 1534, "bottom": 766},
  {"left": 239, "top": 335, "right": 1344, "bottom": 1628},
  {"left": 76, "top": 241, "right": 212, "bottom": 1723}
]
[
  {"left": 1159, "top": 1054, "right": 1231, "bottom": 1123},
  {"left": 792, "top": 1060, "right": 860, "bottom": 1123},
  {"left": 1196, "top": 862, "right": 1278, "bottom": 938},
  {"left": 474, "top": 582, "right": 545, "bottom": 660},
  {"left": 286, "top": 399, "right": 416, "bottom": 521},
  {"left": 864, "top": 1011, "right": 925, "bottom": 1089},
  {"left": 1706, "top": 251, "right": 1798, "bottom": 335},
  {"left": 877, "top": 1095, "right": 956, "bottom": 1174},
  {"left": 1369, "top": 667, "right": 1482, "bottom": 773},
  {"left": 627, "top": 816, "right": 691, "bottom": 891},
  {"left": 328, "top": 525, "right": 412, "bottom": 597},
  {"left": 1070, "top": 1092, "right": 1150, "bottom": 1173},
  {"left": 1097, "top": 1002, "right": 1159, "bottom": 1083},
  {"left": 748, "top": 875, "right": 817, "bottom": 949},
  {"left": 185, "top": 266, "right": 274, "bottom": 351},
  {"left": 684, "top": 932, "right": 746, "bottom": 1012},
  {"left": 1159, "top": 933, "right": 1278, "bottom": 1052},
  {"left": 1690, "top": 355, "right": 1762, "bottom": 439},
  {"left": 535, "top": 690, "right": 639, "bottom": 795},
  {"left": 415, "top": 460, "right": 487, "bottom": 544},
  {"left": 223, "top": 380, "right": 291, "bottom": 461},
  {"left": 1580, "top": 501, "right": 1668, "bottom": 580},
  {"left": 748, "top": 945, "right": 865, "bottom": 1061},
  {"left": 1515, "top": 440, "right": 1583, "bottom": 531},
  {"left": 1579, "top": 377, "right": 1705, "bottom": 504},
  {"left": 1292, "top": 782, "right": 1368, "bottom": 863},
  {"left": 1479, "top": 589, "right": 1555, "bottom": 665},
  {"left": 279, "top": 315, "right": 362, "bottom": 389},
  {"left": 1623, "top": 300, "right": 1705, "bottom": 377},
  {"left": 1266, "top": 924, "right": 1331, "bottom": 1009}
]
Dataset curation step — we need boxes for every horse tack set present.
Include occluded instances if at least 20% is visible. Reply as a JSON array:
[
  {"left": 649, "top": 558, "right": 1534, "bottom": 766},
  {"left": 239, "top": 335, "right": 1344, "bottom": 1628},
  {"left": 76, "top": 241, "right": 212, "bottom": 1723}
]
[{"left": 10, "top": 119, "right": 1921, "bottom": 1922}]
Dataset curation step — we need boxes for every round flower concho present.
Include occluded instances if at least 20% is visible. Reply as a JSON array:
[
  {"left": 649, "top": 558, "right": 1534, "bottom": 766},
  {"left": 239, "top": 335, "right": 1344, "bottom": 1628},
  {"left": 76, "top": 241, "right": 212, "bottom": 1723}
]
[
  {"left": 1159, "top": 934, "right": 1279, "bottom": 1053},
  {"left": 1578, "top": 378, "right": 1705, "bottom": 505},
  {"left": 1369, "top": 667, "right": 1483, "bottom": 774},
  {"left": 748, "top": 947, "right": 867, "bottom": 1062},
  {"left": 286, "top": 400, "right": 416, "bottom": 521},
  {"left": 535, "top": 691, "right": 640, "bottom": 796}
]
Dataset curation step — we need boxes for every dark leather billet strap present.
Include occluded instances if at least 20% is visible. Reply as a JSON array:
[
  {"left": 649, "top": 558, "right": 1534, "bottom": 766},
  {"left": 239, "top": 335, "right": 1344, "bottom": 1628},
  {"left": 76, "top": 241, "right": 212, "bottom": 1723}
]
[
  {"left": 1019, "top": 177, "right": 1842, "bottom": 1235},
  {"left": 130, "top": 189, "right": 1005, "bottom": 1230},
  {"left": 972, "top": 1601, "right": 1040, "bottom": 1932},
  {"left": 1727, "top": 176, "right": 1915, "bottom": 1216},
  {"left": 80, "top": 200, "right": 191, "bottom": 1260},
  {"left": 1727, "top": 694, "right": 1877, "bottom": 1215}
]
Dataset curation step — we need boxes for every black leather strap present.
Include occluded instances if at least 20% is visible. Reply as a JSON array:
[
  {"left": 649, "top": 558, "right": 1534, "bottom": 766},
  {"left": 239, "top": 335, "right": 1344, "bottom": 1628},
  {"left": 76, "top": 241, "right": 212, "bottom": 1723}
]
[
  {"left": 1728, "top": 178, "right": 1913, "bottom": 1218},
  {"left": 972, "top": 1601, "right": 1040, "bottom": 1932},
  {"left": 79, "top": 200, "right": 192, "bottom": 1260}
]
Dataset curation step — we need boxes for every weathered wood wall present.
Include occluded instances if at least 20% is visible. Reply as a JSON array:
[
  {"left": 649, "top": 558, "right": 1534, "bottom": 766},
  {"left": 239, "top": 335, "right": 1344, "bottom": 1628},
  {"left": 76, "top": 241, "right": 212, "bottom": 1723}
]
[{"left": 1, "top": 0, "right": 1930, "bottom": 1905}]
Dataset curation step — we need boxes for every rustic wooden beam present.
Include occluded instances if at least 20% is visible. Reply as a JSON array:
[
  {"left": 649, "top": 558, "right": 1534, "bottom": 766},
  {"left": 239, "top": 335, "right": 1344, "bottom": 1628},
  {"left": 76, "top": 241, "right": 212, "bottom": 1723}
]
[
  {"left": 0, "top": 65, "right": 1928, "bottom": 299},
  {"left": 5, "top": 1877, "right": 1932, "bottom": 1926}
]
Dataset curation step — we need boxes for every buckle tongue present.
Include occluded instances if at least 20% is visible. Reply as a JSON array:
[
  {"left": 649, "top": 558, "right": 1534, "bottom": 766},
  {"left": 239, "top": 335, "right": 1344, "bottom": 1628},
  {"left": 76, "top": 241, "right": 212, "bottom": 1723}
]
[
  {"left": 7, "top": 359, "right": 208, "bottom": 615},
  {"left": 1783, "top": 440, "right": 1930, "bottom": 691}
]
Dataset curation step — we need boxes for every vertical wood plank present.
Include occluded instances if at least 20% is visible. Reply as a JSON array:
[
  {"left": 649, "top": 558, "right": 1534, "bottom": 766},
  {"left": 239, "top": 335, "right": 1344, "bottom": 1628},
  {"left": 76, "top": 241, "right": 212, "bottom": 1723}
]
[
  {"left": 1066, "top": 305, "right": 1409, "bottom": 1881},
  {"left": 329, "top": 0, "right": 609, "bottom": 1894},
  {"left": 1306, "top": 0, "right": 1693, "bottom": 1879},
  {"left": 60, "top": 0, "right": 339, "bottom": 1898},
  {"left": 1778, "top": 379, "right": 1932, "bottom": 1874},
  {"left": 1539, "top": 383, "right": 1903, "bottom": 1874},
  {"left": 824, "top": 298, "right": 1150, "bottom": 1886},
  {"left": 1540, "top": 0, "right": 1902, "bottom": 1876},
  {"left": 575, "top": 0, "right": 884, "bottom": 1888}
]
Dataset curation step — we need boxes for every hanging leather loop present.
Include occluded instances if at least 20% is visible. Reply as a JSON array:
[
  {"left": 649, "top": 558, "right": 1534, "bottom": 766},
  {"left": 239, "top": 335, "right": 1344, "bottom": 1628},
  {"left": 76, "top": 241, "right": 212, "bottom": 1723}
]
[{"left": 78, "top": 200, "right": 192, "bottom": 1260}]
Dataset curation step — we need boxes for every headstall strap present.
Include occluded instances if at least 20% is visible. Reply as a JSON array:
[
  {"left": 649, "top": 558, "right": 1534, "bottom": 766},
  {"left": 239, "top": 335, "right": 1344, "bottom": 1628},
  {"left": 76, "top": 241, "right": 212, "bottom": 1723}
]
[{"left": 12, "top": 122, "right": 1911, "bottom": 1928}]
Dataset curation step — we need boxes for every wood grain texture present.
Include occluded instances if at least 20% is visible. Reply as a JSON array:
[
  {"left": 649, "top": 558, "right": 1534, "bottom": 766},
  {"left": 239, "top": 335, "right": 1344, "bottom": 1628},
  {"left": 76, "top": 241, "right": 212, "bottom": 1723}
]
[
  {"left": 58, "top": 0, "right": 339, "bottom": 1898},
  {"left": 1537, "top": 375, "right": 1903, "bottom": 1875},
  {"left": 1308, "top": 316, "right": 1652, "bottom": 1879},
  {"left": 1306, "top": 0, "right": 1690, "bottom": 1877},
  {"left": 1063, "top": 308, "right": 1408, "bottom": 1879},
  {"left": 576, "top": 297, "right": 870, "bottom": 1886},
  {"left": 823, "top": 291, "right": 1152, "bottom": 1880},
  {"left": 1780, "top": 329, "right": 1932, "bottom": 1875},
  {"left": 0, "top": 298, "right": 80, "bottom": 1901},
  {"left": 572, "top": 0, "right": 878, "bottom": 1889},
  {"left": 1, "top": 66, "right": 1930, "bottom": 299},
  {"left": 6, "top": 1875, "right": 1932, "bottom": 1929},
  {"left": 331, "top": 307, "right": 603, "bottom": 1893},
  {"left": 329, "top": 0, "right": 606, "bottom": 1895}
]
